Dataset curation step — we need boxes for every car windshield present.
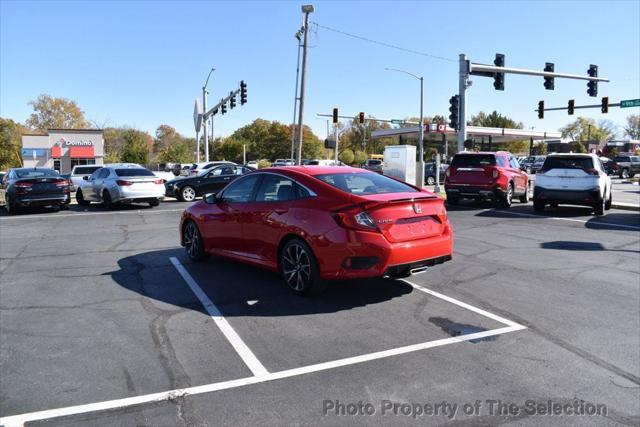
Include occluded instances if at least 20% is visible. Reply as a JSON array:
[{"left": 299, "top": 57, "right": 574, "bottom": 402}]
[
  {"left": 614, "top": 156, "right": 630, "bottom": 162},
  {"left": 315, "top": 172, "right": 417, "bottom": 195},
  {"left": 541, "top": 157, "right": 594, "bottom": 171},
  {"left": 15, "top": 169, "right": 59, "bottom": 178},
  {"left": 73, "top": 166, "right": 101, "bottom": 175},
  {"left": 367, "top": 160, "right": 382, "bottom": 165},
  {"left": 451, "top": 154, "right": 496, "bottom": 167},
  {"left": 115, "top": 168, "right": 156, "bottom": 177}
]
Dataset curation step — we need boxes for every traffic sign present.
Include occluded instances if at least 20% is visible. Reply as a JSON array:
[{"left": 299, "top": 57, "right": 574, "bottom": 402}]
[
  {"left": 620, "top": 99, "right": 640, "bottom": 108},
  {"left": 193, "top": 99, "right": 203, "bottom": 132}
]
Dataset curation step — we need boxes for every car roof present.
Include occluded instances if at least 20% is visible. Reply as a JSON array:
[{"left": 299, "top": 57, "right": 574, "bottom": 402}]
[
  {"left": 12, "top": 167, "right": 57, "bottom": 172},
  {"left": 265, "top": 165, "right": 363, "bottom": 176},
  {"left": 454, "top": 151, "right": 509, "bottom": 156},
  {"left": 547, "top": 153, "right": 596, "bottom": 158}
]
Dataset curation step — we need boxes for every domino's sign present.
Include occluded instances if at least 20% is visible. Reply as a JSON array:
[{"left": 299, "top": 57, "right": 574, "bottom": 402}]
[{"left": 57, "top": 138, "right": 93, "bottom": 147}]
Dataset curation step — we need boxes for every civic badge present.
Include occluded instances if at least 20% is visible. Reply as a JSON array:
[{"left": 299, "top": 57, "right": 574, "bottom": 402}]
[{"left": 413, "top": 204, "right": 422, "bottom": 214}]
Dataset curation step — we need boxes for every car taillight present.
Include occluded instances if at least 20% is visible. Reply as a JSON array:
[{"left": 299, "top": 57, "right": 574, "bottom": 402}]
[
  {"left": 154, "top": 179, "right": 164, "bottom": 184},
  {"left": 333, "top": 209, "right": 379, "bottom": 232},
  {"left": 55, "top": 179, "right": 69, "bottom": 187},
  {"left": 15, "top": 182, "right": 33, "bottom": 194},
  {"left": 117, "top": 180, "right": 133, "bottom": 186},
  {"left": 492, "top": 169, "right": 499, "bottom": 179},
  {"left": 446, "top": 167, "right": 456, "bottom": 177},
  {"left": 584, "top": 168, "right": 600, "bottom": 176}
]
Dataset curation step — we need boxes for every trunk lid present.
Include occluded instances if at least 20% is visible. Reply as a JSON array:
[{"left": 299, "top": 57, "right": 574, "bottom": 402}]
[{"left": 447, "top": 154, "right": 497, "bottom": 186}]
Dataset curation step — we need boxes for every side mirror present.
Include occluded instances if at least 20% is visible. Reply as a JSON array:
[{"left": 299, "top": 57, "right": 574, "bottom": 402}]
[
  {"left": 82, "top": 176, "right": 89, "bottom": 181},
  {"left": 203, "top": 193, "right": 218, "bottom": 204}
]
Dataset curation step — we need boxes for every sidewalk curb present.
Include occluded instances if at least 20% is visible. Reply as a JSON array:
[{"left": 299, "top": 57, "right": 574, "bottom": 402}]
[{"left": 611, "top": 203, "right": 640, "bottom": 212}]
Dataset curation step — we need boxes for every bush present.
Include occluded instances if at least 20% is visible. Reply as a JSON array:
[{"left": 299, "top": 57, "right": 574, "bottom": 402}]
[
  {"left": 353, "top": 150, "right": 367, "bottom": 165},
  {"left": 339, "top": 149, "right": 355, "bottom": 165},
  {"left": 257, "top": 159, "right": 271, "bottom": 169}
]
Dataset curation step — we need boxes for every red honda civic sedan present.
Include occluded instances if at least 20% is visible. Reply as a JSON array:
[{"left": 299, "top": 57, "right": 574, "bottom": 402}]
[{"left": 180, "top": 166, "right": 453, "bottom": 294}]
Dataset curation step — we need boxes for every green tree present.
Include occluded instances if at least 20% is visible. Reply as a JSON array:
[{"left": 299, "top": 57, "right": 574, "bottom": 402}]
[
  {"left": 560, "top": 117, "right": 615, "bottom": 142},
  {"left": 339, "top": 148, "right": 355, "bottom": 164},
  {"left": 354, "top": 150, "right": 367, "bottom": 165},
  {"left": 26, "top": 94, "right": 90, "bottom": 131},
  {"left": 154, "top": 125, "right": 183, "bottom": 154},
  {"left": 214, "top": 137, "right": 245, "bottom": 162},
  {"left": 469, "top": 111, "right": 523, "bottom": 129},
  {"left": 624, "top": 114, "right": 639, "bottom": 139},
  {"left": 159, "top": 139, "right": 193, "bottom": 164},
  {"left": 121, "top": 129, "right": 151, "bottom": 164},
  {"left": 0, "top": 118, "right": 25, "bottom": 169}
]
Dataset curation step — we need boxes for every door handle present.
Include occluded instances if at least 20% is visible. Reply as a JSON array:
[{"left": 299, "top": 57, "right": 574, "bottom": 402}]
[
  {"left": 274, "top": 209, "right": 288, "bottom": 215},
  {"left": 223, "top": 177, "right": 231, "bottom": 181}
]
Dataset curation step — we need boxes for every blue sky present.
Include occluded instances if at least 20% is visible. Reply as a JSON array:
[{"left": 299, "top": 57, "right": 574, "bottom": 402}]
[{"left": 1, "top": 0, "right": 639, "bottom": 140}]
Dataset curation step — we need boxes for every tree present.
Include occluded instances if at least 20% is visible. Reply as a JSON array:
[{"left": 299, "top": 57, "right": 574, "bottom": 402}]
[
  {"left": 26, "top": 94, "right": 90, "bottom": 131},
  {"left": 353, "top": 150, "right": 367, "bottom": 165},
  {"left": 469, "top": 111, "right": 523, "bottom": 129},
  {"left": 159, "top": 139, "right": 193, "bottom": 164},
  {"left": 560, "top": 117, "right": 615, "bottom": 142},
  {"left": 213, "top": 137, "right": 245, "bottom": 162},
  {"left": 120, "top": 129, "right": 151, "bottom": 164},
  {"left": 624, "top": 114, "right": 640, "bottom": 139},
  {"left": 339, "top": 148, "right": 355, "bottom": 165},
  {"left": 0, "top": 118, "right": 25, "bottom": 169},
  {"left": 154, "top": 125, "right": 182, "bottom": 154}
]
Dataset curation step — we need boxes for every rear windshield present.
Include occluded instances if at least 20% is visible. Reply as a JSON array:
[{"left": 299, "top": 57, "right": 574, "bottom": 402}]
[
  {"left": 367, "top": 160, "right": 382, "bottom": 165},
  {"left": 73, "top": 166, "right": 101, "bottom": 175},
  {"left": 115, "top": 168, "right": 156, "bottom": 177},
  {"left": 315, "top": 172, "right": 417, "bottom": 195},
  {"left": 15, "top": 169, "right": 59, "bottom": 178},
  {"left": 451, "top": 154, "right": 496, "bottom": 167},
  {"left": 541, "top": 157, "right": 593, "bottom": 171},
  {"left": 614, "top": 156, "right": 630, "bottom": 162}
]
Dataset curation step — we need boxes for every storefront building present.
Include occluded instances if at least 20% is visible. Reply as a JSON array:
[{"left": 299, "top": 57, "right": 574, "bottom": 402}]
[{"left": 21, "top": 129, "right": 104, "bottom": 174}]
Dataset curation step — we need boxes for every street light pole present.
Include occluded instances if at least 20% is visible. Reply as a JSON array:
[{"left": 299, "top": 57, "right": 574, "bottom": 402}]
[
  {"left": 291, "top": 30, "right": 303, "bottom": 162},
  {"left": 385, "top": 67, "right": 425, "bottom": 189},
  {"left": 202, "top": 68, "right": 215, "bottom": 163},
  {"left": 296, "top": 5, "right": 314, "bottom": 166}
]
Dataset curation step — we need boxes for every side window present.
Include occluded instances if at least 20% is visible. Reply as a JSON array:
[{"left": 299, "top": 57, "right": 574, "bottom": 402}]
[
  {"left": 209, "top": 167, "right": 224, "bottom": 177},
  {"left": 295, "top": 184, "right": 311, "bottom": 199},
  {"left": 597, "top": 159, "right": 605, "bottom": 172},
  {"left": 509, "top": 157, "right": 518, "bottom": 168},
  {"left": 220, "top": 175, "right": 260, "bottom": 203},
  {"left": 99, "top": 169, "right": 110, "bottom": 179},
  {"left": 496, "top": 156, "right": 508, "bottom": 167},
  {"left": 255, "top": 175, "right": 295, "bottom": 202},
  {"left": 90, "top": 169, "right": 103, "bottom": 180}
]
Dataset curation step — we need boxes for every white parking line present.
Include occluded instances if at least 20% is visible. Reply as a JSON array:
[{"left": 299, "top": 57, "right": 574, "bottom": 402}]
[
  {"left": 0, "top": 266, "right": 526, "bottom": 427},
  {"left": 0, "top": 208, "right": 185, "bottom": 220},
  {"left": 169, "top": 257, "right": 269, "bottom": 377}
]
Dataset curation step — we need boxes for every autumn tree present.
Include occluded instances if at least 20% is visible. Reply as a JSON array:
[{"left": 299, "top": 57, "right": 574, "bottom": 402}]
[
  {"left": 26, "top": 94, "right": 90, "bottom": 131},
  {"left": 120, "top": 129, "right": 151, "bottom": 164},
  {"left": 0, "top": 118, "right": 25, "bottom": 169},
  {"left": 560, "top": 117, "right": 616, "bottom": 142},
  {"left": 624, "top": 114, "right": 639, "bottom": 139},
  {"left": 159, "top": 139, "right": 194, "bottom": 164},
  {"left": 468, "top": 111, "right": 523, "bottom": 129}
]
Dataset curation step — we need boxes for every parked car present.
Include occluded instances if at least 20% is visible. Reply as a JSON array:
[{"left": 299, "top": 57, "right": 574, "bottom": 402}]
[
  {"left": 424, "top": 162, "right": 449, "bottom": 185},
  {"left": 60, "top": 173, "right": 75, "bottom": 192},
  {"left": 599, "top": 156, "right": 619, "bottom": 176},
  {"left": 0, "top": 168, "right": 71, "bottom": 214},
  {"left": 520, "top": 155, "right": 546, "bottom": 174},
  {"left": 612, "top": 155, "right": 640, "bottom": 179},
  {"left": 179, "top": 166, "right": 453, "bottom": 294},
  {"left": 76, "top": 165, "right": 164, "bottom": 208},
  {"left": 69, "top": 165, "right": 102, "bottom": 189},
  {"left": 445, "top": 151, "right": 530, "bottom": 207},
  {"left": 533, "top": 153, "right": 612, "bottom": 215},
  {"left": 272, "top": 159, "right": 295, "bottom": 167},
  {"left": 363, "top": 158, "right": 383, "bottom": 173},
  {"left": 188, "top": 161, "right": 236, "bottom": 176},
  {"left": 246, "top": 160, "right": 258, "bottom": 168},
  {"left": 165, "top": 164, "right": 253, "bottom": 202}
]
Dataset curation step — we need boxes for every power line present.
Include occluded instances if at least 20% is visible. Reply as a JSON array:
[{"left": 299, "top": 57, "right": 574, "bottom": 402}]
[{"left": 312, "top": 22, "right": 457, "bottom": 63}]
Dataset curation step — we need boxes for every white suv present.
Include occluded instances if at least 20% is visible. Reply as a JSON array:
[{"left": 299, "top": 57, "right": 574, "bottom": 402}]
[{"left": 533, "top": 153, "right": 612, "bottom": 215}]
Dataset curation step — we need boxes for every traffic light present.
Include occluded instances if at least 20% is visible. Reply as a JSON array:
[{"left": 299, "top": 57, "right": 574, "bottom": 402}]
[
  {"left": 240, "top": 80, "right": 247, "bottom": 105},
  {"left": 332, "top": 108, "right": 338, "bottom": 124},
  {"left": 221, "top": 99, "right": 227, "bottom": 115},
  {"left": 493, "top": 53, "right": 505, "bottom": 91},
  {"left": 587, "top": 65, "right": 598, "bottom": 97},
  {"left": 601, "top": 96, "right": 609, "bottom": 114},
  {"left": 538, "top": 101, "right": 544, "bottom": 119},
  {"left": 229, "top": 92, "right": 236, "bottom": 109},
  {"left": 358, "top": 112, "right": 365, "bottom": 124},
  {"left": 568, "top": 99, "right": 575, "bottom": 115},
  {"left": 448, "top": 95, "right": 459, "bottom": 130},
  {"left": 544, "top": 62, "right": 554, "bottom": 90}
]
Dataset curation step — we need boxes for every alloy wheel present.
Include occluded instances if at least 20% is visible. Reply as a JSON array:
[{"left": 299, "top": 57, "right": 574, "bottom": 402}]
[
  {"left": 182, "top": 186, "right": 196, "bottom": 202},
  {"left": 282, "top": 242, "right": 312, "bottom": 292},
  {"left": 184, "top": 222, "right": 201, "bottom": 259}
]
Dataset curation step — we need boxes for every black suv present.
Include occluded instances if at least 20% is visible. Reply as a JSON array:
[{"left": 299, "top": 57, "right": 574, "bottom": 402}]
[{"left": 613, "top": 155, "right": 640, "bottom": 179}]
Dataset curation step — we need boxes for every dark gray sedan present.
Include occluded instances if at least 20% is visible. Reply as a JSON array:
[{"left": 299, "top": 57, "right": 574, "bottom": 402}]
[{"left": 0, "top": 168, "right": 71, "bottom": 214}]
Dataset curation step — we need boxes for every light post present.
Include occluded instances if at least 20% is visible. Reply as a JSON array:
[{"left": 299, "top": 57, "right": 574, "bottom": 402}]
[
  {"left": 296, "top": 4, "right": 314, "bottom": 166},
  {"left": 291, "top": 29, "right": 303, "bottom": 162},
  {"left": 202, "top": 68, "right": 215, "bottom": 163},
  {"left": 385, "top": 67, "right": 425, "bottom": 189}
]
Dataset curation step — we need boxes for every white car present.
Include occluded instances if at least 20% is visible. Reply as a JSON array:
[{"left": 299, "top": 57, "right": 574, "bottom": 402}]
[
  {"left": 533, "top": 153, "right": 612, "bottom": 215},
  {"left": 76, "top": 165, "right": 165, "bottom": 208},
  {"left": 188, "top": 161, "right": 235, "bottom": 176},
  {"left": 69, "top": 165, "right": 102, "bottom": 189},
  {"left": 272, "top": 158, "right": 295, "bottom": 167}
]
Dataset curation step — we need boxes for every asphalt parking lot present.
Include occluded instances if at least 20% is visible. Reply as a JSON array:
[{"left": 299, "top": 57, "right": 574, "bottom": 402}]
[{"left": 1, "top": 199, "right": 638, "bottom": 426}]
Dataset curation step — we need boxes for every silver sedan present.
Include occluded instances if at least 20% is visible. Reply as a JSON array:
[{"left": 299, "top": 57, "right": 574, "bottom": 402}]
[{"left": 76, "top": 166, "right": 165, "bottom": 208}]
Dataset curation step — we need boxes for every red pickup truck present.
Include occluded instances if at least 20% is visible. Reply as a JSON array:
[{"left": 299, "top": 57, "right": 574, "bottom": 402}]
[{"left": 444, "top": 151, "right": 531, "bottom": 208}]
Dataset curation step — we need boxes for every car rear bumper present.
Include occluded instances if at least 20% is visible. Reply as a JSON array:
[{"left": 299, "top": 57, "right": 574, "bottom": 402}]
[
  {"left": 115, "top": 187, "right": 165, "bottom": 202},
  {"left": 13, "top": 194, "right": 69, "bottom": 206},
  {"left": 445, "top": 184, "right": 505, "bottom": 200},
  {"left": 314, "top": 224, "right": 454, "bottom": 279},
  {"left": 534, "top": 186, "right": 601, "bottom": 206}
]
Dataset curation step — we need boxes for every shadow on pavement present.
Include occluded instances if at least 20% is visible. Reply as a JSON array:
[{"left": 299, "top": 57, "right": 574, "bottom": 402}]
[
  {"left": 540, "top": 240, "right": 639, "bottom": 254},
  {"left": 109, "top": 248, "right": 414, "bottom": 317}
]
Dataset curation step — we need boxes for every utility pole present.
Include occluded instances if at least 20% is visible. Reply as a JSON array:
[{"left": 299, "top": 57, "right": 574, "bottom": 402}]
[
  {"left": 202, "top": 68, "right": 215, "bottom": 163},
  {"left": 291, "top": 29, "right": 303, "bottom": 161},
  {"left": 458, "top": 53, "right": 468, "bottom": 153},
  {"left": 334, "top": 123, "right": 339, "bottom": 164},
  {"left": 296, "top": 5, "right": 314, "bottom": 166}
]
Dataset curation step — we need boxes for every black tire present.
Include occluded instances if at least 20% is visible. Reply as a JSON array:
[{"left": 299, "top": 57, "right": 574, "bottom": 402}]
[
  {"left": 76, "top": 190, "right": 90, "bottom": 206},
  {"left": 594, "top": 196, "right": 605, "bottom": 216},
  {"left": 183, "top": 221, "right": 206, "bottom": 261},
  {"left": 102, "top": 190, "right": 113, "bottom": 209},
  {"left": 280, "top": 238, "right": 323, "bottom": 295},
  {"left": 446, "top": 195, "right": 459, "bottom": 205},
  {"left": 5, "top": 195, "right": 15, "bottom": 215},
  {"left": 630, "top": 173, "right": 635, "bottom": 178},
  {"left": 180, "top": 186, "right": 196, "bottom": 202},
  {"left": 60, "top": 203, "right": 69, "bottom": 210},
  {"left": 533, "top": 199, "right": 545, "bottom": 213},
  {"left": 426, "top": 176, "right": 435, "bottom": 185},
  {"left": 499, "top": 183, "right": 513, "bottom": 208},
  {"left": 148, "top": 199, "right": 160, "bottom": 207},
  {"left": 605, "top": 190, "right": 612, "bottom": 210},
  {"left": 519, "top": 181, "right": 530, "bottom": 203}
]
